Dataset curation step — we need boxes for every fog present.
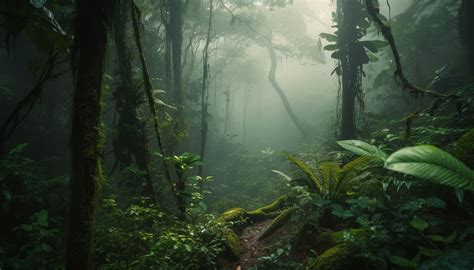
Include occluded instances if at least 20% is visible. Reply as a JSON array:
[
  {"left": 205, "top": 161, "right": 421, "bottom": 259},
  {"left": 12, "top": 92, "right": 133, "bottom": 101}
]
[{"left": 204, "top": 0, "right": 413, "bottom": 154}]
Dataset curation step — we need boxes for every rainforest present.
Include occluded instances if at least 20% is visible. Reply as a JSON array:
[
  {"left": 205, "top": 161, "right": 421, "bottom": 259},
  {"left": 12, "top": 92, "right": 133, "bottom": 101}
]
[{"left": 1, "top": 0, "right": 474, "bottom": 269}]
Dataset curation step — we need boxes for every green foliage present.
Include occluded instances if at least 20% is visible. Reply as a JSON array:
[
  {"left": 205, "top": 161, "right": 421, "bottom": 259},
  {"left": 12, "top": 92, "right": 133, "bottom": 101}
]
[
  {"left": 451, "top": 128, "right": 474, "bottom": 168},
  {"left": 0, "top": 145, "right": 64, "bottom": 269},
  {"left": 385, "top": 145, "right": 474, "bottom": 191},
  {"left": 337, "top": 140, "right": 474, "bottom": 191},
  {"left": 0, "top": 0, "right": 71, "bottom": 52},
  {"left": 286, "top": 154, "right": 374, "bottom": 201},
  {"left": 96, "top": 197, "right": 228, "bottom": 269},
  {"left": 286, "top": 154, "right": 322, "bottom": 194},
  {"left": 166, "top": 152, "right": 202, "bottom": 174},
  {"left": 337, "top": 140, "right": 387, "bottom": 161}
]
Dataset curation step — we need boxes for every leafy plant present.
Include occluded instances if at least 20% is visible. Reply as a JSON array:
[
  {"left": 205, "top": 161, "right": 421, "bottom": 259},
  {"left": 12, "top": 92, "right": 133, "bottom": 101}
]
[
  {"left": 337, "top": 140, "right": 474, "bottom": 191},
  {"left": 385, "top": 145, "right": 474, "bottom": 191},
  {"left": 285, "top": 154, "right": 375, "bottom": 201}
]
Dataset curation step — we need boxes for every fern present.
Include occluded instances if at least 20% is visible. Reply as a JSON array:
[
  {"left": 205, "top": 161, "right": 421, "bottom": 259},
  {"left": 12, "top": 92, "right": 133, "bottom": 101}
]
[
  {"left": 319, "top": 162, "right": 341, "bottom": 197},
  {"left": 451, "top": 128, "right": 474, "bottom": 169},
  {"left": 334, "top": 156, "right": 375, "bottom": 199},
  {"left": 287, "top": 154, "right": 322, "bottom": 194},
  {"left": 385, "top": 145, "right": 474, "bottom": 191}
]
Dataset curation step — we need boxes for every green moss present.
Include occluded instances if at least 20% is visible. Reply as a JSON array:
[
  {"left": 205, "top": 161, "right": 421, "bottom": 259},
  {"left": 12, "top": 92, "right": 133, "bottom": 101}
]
[
  {"left": 257, "top": 196, "right": 287, "bottom": 214},
  {"left": 258, "top": 208, "right": 292, "bottom": 241},
  {"left": 309, "top": 243, "right": 363, "bottom": 270},
  {"left": 314, "top": 228, "right": 369, "bottom": 253},
  {"left": 218, "top": 208, "right": 248, "bottom": 223},
  {"left": 219, "top": 196, "right": 288, "bottom": 225},
  {"left": 221, "top": 229, "right": 240, "bottom": 260}
]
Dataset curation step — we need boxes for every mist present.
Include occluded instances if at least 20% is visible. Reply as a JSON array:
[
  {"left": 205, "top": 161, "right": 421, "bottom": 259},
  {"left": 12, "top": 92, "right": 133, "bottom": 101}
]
[{"left": 1, "top": 0, "right": 473, "bottom": 269}]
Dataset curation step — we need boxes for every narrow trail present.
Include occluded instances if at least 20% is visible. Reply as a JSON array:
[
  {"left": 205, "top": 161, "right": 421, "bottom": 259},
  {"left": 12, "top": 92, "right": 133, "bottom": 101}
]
[
  {"left": 237, "top": 219, "right": 273, "bottom": 269},
  {"left": 230, "top": 218, "right": 301, "bottom": 270}
]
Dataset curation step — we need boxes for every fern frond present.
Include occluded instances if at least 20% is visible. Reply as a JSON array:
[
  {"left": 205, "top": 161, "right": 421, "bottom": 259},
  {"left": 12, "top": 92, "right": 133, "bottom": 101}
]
[
  {"left": 451, "top": 128, "right": 474, "bottom": 169},
  {"left": 287, "top": 154, "right": 322, "bottom": 194},
  {"left": 319, "top": 162, "right": 341, "bottom": 195},
  {"left": 335, "top": 156, "right": 375, "bottom": 199}
]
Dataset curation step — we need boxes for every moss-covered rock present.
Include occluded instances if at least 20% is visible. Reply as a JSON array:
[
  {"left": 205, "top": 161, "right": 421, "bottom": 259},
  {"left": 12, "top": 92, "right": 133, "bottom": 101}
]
[{"left": 309, "top": 243, "right": 366, "bottom": 270}]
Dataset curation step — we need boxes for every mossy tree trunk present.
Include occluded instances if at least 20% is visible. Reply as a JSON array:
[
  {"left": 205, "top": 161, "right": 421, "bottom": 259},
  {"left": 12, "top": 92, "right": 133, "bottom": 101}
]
[
  {"left": 114, "top": 0, "right": 157, "bottom": 203},
  {"left": 130, "top": 0, "right": 178, "bottom": 213},
  {"left": 66, "top": 0, "right": 114, "bottom": 269},
  {"left": 337, "top": 0, "right": 363, "bottom": 140}
]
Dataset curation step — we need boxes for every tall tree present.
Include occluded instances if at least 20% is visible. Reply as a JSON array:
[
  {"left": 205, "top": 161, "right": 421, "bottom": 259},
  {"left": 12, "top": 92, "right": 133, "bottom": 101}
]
[
  {"left": 169, "top": 0, "right": 186, "bottom": 137},
  {"left": 460, "top": 0, "right": 474, "bottom": 75},
  {"left": 130, "top": 0, "right": 179, "bottom": 215},
  {"left": 337, "top": 0, "right": 366, "bottom": 139},
  {"left": 198, "top": 0, "right": 214, "bottom": 179},
  {"left": 66, "top": 0, "right": 114, "bottom": 269},
  {"left": 113, "top": 0, "right": 158, "bottom": 203}
]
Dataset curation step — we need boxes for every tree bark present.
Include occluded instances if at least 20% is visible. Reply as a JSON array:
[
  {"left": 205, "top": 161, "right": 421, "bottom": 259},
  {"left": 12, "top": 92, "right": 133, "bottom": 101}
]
[
  {"left": 461, "top": 0, "right": 474, "bottom": 75},
  {"left": 113, "top": 0, "right": 157, "bottom": 203},
  {"left": 66, "top": 0, "right": 113, "bottom": 269},
  {"left": 265, "top": 42, "right": 309, "bottom": 140},
  {"left": 130, "top": 1, "right": 179, "bottom": 215},
  {"left": 169, "top": 0, "right": 186, "bottom": 133},
  {"left": 198, "top": 0, "right": 213, "bottom": 180},
  {"left": 338, "top": 0, "right": 362, "bottom": 140}
]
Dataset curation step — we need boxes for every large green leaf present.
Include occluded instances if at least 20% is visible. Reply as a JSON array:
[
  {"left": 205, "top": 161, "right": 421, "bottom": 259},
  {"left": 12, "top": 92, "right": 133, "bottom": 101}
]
[
  {"left": 384, "top": 145, "right": 474, "bottom": 191},
  {"left": 337, "top": 140, "right": 387, "bottom": 161},
  {"left": 319, "top": 32, "right": 338, "bottom": 42}
]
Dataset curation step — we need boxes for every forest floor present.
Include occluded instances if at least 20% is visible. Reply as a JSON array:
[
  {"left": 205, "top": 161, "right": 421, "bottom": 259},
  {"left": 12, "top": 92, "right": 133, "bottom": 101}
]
[{"left": 228, "top": 218, "right": 306, "bottom": 270}]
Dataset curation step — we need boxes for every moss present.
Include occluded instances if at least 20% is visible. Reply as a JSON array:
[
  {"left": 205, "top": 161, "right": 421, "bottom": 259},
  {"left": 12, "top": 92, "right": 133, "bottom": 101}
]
[
  {"left": 218, "top": 208, "right": 248, "bottom": 223},
  {"left": 257, "top": 196, "right": 287, "bottom": 214},
  {"left": 309, "top": 243, "right": 365, "bottom": 270},
  {"left": 221, "top": 229, "right": 240, "bottom": 260},
  {"left": 219, "top": 196, "right": 288, "bottom": 225},
  {"left": 314, "top": 228, "right": 370, "bottom": 253},
  {"left": 258, "top": 208, "right": 292, "bottom": 241}
]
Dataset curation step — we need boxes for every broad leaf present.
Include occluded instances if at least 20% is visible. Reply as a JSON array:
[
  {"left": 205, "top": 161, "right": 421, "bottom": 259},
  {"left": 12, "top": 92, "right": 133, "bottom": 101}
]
[
  {"left": 323, "top": 44, "right": 338, "bottom": 51},
  {"left": 385, "top": 145, "right": 474, "bottom": 191},
  {"left": 337, "top": 140, "right": 387, "bottom": 161},
  {"left": 319, "top": 32, "right": 337, "bottom": 42}
]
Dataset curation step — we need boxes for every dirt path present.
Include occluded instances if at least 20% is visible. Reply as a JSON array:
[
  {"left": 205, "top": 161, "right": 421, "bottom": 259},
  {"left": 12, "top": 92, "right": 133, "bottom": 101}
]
[{"left": 236, "top": 219, "right": 273, "bottom": 269}]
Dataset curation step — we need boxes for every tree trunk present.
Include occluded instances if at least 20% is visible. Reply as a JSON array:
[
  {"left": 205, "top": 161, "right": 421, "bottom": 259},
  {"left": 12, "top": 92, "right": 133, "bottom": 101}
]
[
  {"left": 130, "top": 1, "right": 180, "bottom": 215},
  {"left": 265, "top": 42, "right": 309, "bottom": 140},
  {"left": 198, "top": 0, "right": 213, "bottom": 180},
  {"left": 169, "top": 0, "right": 186, "bottom": 133},
  {"left": 460, "top": 0, "right": 474, "bottom": 75},
  {"left": 338, "top": 0, "right": 362, "bottom": 140},
  {"left": 66, "top": 0, "right": 113, "bottom": 269},
  {"left": 114, "top": 0, "right": 157, "bottom": 203}
]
